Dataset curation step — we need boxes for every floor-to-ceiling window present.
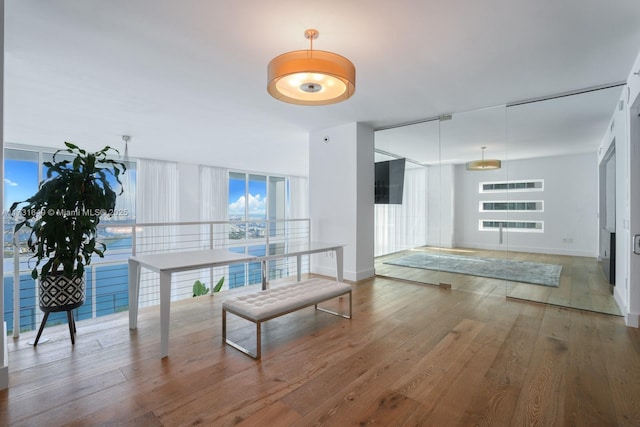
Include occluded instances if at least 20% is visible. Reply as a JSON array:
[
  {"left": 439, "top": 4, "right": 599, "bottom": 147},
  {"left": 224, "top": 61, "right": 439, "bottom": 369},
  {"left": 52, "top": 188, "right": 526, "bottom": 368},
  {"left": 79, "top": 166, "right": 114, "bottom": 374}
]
[{"left": 227, "top": 171, "right": 292, "bottom": 288}]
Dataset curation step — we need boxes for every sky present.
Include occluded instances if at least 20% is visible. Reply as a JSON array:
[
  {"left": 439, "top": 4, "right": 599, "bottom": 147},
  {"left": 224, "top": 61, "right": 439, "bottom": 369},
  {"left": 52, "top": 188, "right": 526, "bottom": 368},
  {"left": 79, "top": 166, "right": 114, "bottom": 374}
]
[
  {"left": 4, "top": 159, "right": 39, "bottom": 209},
  {"left": 228, "top": 175, "right": 267, "bottom": 218}
]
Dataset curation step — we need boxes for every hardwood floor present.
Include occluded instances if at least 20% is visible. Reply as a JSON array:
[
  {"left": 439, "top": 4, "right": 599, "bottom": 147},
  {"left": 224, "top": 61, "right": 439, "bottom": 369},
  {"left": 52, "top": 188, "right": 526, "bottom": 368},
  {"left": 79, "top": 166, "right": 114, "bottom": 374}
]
[
  {"left": 375, "top": 247, "right": 622, "bottom": 316},
  {"left": 1, "top": 276, "right": 639, "bottom": 426}
]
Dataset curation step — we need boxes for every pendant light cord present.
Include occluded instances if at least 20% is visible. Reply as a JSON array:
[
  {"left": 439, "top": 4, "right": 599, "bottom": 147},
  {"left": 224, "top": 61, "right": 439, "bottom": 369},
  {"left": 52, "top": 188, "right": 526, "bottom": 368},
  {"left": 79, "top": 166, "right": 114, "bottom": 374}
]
[{"left": 122, "top": 135, "right": 130, "bottom": 161}]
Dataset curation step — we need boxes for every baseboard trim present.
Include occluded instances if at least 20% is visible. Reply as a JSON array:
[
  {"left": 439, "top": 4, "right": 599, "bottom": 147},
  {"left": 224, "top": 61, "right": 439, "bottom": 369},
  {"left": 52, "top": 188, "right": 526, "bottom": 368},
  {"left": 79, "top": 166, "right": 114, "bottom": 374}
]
[
  {"left": 612, "top": 288, "right": 638, "bottom": 328},
  {"left": 311, "top": 266, "right": 375, "bottom": 282},
  {"left": 454, "top": 242, "right": 596, "bottom": 258},
  {"left": 350, "top": 268, "right": 375, "bottom": 282},
  {"left": 614, "top": 288, "right": 628, "bottom": 317},
  {"left": 626, "top": 312, "right": 640, "bottom": 328}
]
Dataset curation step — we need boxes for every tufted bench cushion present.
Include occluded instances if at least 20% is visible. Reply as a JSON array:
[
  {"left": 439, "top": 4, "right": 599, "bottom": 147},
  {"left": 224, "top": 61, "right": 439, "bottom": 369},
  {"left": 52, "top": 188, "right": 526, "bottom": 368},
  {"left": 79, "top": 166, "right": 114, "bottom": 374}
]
[
  {"left": 222, "top": 278, "right": 352, "bottom": 359},
  {"left": 223, "top": 278, "right": 351, "bottom": 321}
]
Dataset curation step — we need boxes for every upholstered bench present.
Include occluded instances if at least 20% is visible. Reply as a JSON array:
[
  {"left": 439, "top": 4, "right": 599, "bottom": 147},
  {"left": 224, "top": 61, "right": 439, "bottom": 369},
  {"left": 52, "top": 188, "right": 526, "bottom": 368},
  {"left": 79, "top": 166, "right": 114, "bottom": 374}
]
[{"left": 222, "top": 278, "right": 352, "bottom": 359}]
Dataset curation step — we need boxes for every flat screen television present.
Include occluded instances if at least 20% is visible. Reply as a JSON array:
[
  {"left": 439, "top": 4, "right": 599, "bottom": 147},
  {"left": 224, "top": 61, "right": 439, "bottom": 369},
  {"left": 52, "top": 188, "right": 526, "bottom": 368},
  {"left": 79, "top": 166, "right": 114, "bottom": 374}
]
[{"left": 375, "top": 158, "right": 406, "bottom": 204}]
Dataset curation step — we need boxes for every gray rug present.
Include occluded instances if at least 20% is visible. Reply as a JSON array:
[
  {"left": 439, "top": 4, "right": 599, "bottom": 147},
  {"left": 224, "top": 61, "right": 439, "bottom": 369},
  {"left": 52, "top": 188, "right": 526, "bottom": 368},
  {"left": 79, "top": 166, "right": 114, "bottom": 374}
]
[{"left": 384, "top": 252, "right": 562, "bottom": 287}]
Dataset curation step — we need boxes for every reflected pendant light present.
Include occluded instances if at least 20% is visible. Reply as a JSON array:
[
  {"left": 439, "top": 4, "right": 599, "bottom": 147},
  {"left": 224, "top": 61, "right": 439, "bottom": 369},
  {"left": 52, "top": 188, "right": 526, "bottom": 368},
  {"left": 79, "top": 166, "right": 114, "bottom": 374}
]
[
  {"left": 267, "top": 29, "right": 356, "bottom": 106},
  {"left": 466, "top": 147, "right": 501, "bottom": 171}
]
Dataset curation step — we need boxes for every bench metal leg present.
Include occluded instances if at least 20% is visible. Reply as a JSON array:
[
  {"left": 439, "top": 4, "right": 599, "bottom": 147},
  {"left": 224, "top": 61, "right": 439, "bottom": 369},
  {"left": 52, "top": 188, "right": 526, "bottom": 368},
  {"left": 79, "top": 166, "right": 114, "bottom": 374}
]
[
  {"left": 223, "top": 291, "right": 352, "bottom": 360},
  {"left": 256, "top": 322, "right": 261, "bottom": 359},
  {"left": 222, "top": 308, "right": 262, "bottom": 359},
  {"left": 222, "top": 309, "right": 227, "bottom": 341},
  {"left": 315, "top": 291, "right": 352, "bottom": 319}
]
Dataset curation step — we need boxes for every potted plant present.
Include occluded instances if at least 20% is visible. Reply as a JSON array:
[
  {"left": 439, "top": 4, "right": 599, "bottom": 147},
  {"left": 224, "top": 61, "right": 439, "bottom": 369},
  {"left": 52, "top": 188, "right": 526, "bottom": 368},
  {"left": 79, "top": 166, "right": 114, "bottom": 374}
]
[{"left": 10, "top": 142, "right": 126, "bottom": 345}]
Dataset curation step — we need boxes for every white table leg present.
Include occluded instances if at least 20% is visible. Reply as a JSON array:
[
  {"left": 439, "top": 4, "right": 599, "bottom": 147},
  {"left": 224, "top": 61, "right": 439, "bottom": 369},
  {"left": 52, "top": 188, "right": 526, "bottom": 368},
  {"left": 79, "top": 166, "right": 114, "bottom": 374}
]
[
  {"left": 159, "top": 270, "right": 171, "bottom": 358},
  {"left": 296, "top": 254, "right": 302, "bottom": 281},
  {"left": 335, "top": 247, "right": 344, "bottom": 282},
  {"left": 128, "top": 259, "right": 140, "bottom": 329}
]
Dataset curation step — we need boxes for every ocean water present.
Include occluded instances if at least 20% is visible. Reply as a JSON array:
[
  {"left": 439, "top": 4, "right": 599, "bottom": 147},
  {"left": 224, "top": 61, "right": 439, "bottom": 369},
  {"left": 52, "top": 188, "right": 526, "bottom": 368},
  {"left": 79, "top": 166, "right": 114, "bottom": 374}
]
[{"left": 3, "top": 263, "right": 130, "bottom": 334}]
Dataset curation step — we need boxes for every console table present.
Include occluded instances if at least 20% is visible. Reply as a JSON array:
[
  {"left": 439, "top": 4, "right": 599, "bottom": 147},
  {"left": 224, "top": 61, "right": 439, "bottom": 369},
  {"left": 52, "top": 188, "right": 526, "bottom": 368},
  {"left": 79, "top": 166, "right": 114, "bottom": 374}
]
[
  {"left": 128, "top": 249, "right": 256, "bottom": 358},
  {"left": 128, "top": 242, "right": 344, "bottom": 357},
  {"left": 258, "top": 241, "right": 344, "bottom": 289}
]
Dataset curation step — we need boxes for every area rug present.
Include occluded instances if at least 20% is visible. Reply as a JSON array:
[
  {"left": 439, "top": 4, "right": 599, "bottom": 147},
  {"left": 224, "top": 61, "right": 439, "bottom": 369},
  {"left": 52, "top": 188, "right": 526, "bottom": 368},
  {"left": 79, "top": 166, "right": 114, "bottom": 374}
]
[{"left": 384, "top": 252, "right": 562, "bottom": 287}]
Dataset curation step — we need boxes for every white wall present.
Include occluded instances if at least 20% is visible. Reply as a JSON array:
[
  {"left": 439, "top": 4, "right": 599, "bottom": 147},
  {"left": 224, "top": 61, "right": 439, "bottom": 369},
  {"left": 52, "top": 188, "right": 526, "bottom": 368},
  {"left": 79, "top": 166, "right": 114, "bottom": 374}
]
[
  {"left": 598, "top": 91, "right": 629, "bottom": 320},
  {"left": 623, "top": 50, "right": 640, "bottom": 326},
  {"left": 599, "top": 49, "right": 640, "bottom": 327},
  {"left": 355, "top": 125, "right": 375, "bottom": 278},
  {"left": 425, "top": 164, "right": 456, "bottom": 248},
  {"left": 440, "top": 165, "right": 456, "bottom": 248},
  {"left": 309, "top": 122, "right": 375, "bottom": 281},
  {"left": 454, "top": 152, "right": 598, "bottom": 257},
  {"left": 453, "top": 162, "right": 508, "bottom": 252}
]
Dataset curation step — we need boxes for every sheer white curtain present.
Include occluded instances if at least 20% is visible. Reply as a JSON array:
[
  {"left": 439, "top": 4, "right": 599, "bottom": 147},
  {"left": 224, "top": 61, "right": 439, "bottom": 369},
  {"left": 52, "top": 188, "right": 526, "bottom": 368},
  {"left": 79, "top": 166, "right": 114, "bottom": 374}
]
[
  {"left": 288, "top": 175, "right": 308, "bottom": 219},
  {"left": 200, "top": 165, "right": 229, "bottom": 289},
  {"left": 114, "top": 159, "right": 136, "bottom": 221},
  {"left": 137, "top": 159, "right": 179, "bottom": 225},
  {"left": 137, "top": 159, "right": 179, "bottom": 304},
  {"left": 200, "top": 165, "right": 229, "bottom": 233},
  {"left": 375, "top": 166, "right": 428, "bottom": 256}
]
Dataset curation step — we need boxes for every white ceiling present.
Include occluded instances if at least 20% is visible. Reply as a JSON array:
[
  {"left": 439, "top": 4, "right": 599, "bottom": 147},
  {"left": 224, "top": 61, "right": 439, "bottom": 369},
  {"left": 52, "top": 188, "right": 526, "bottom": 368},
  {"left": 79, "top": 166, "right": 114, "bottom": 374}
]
[
  {"left": 5, "top": 1, "right": 640, "bottom": 176},
  {"left": 374, "top": 85, "right": 625, "bottom": 166}
]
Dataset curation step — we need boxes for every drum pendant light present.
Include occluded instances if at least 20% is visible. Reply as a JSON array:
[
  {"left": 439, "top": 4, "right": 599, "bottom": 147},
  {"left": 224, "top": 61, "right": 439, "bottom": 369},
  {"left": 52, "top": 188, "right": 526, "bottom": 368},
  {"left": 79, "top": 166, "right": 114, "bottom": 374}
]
[
  {"left": 466, "top": 147, "right": 502, "bottom": 171},
  {"left": 267, "top": 29, "right": 356, "bottom": 106}
]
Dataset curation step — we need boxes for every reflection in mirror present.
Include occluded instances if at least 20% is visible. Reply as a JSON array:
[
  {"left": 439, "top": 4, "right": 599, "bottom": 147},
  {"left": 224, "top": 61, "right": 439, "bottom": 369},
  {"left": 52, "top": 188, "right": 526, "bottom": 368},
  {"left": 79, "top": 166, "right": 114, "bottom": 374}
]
[
  {"left": 504, "top": 86, "right": 623, "bottom": 316},
  {"left": 438, "top": 106, "right": 507, "bottom": 295},
  {"left": 373, "top": 85, "right": 625, "bottom": 317},
  {"left": 373, "top": 120, "right": 441, "bottom": 286}
]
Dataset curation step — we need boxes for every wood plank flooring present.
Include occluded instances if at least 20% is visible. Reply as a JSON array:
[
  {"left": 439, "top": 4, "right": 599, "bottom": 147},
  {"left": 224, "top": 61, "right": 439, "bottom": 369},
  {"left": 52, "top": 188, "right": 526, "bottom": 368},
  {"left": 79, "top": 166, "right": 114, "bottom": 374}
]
[
  {"left": 375, "top": 247, "right": 622, "bottom": 316},
  {"left": 1, "top": 276, "right": 639, "bottom": 426}
]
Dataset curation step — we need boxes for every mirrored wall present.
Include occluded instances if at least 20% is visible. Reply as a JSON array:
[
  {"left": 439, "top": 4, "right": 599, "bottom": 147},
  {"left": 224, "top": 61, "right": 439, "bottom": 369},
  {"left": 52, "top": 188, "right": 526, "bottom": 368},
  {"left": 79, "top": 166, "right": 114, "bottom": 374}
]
[
  {"left": 374, "top": 86, "right": 623, "bottom": 315},
  {"left": 374, "top": 120, "right": 441, "bottom": 285}
]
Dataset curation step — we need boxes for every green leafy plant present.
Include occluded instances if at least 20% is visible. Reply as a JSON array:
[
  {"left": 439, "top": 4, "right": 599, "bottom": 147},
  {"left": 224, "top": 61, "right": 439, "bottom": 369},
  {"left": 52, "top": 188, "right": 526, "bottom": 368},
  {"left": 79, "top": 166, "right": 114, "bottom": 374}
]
[
  {"left": 192, "top": 280, "right": 210, "bottom": 297},
  {"left": 9, "top": 142, "right": 126, "bottom": 280},
  {"left": 213, "top": 276, "right": 225, "bottom": 293},
  {"left": 192, "top": 277, "right": 225, "bottom": 297}
]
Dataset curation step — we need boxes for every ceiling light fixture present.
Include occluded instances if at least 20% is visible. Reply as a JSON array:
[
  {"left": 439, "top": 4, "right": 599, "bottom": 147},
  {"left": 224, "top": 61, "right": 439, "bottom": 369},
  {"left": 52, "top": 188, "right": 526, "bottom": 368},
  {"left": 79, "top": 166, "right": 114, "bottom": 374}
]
[
  {"left": 267, "top": 29, "right": 355, "bottom": 106},
  {"left": 466, "top": 147, "right": 501, "bottom": 171}
]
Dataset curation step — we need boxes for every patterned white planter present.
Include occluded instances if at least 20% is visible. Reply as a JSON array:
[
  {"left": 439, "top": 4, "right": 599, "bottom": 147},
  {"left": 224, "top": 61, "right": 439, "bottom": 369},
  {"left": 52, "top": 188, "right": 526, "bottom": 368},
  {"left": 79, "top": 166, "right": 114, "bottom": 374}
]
[
  {"left": 39, "top": 274, "right": 85, "bottom": 311},
  {"left": 34, "top": 273, "right": 86, "bottom": 346}
]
